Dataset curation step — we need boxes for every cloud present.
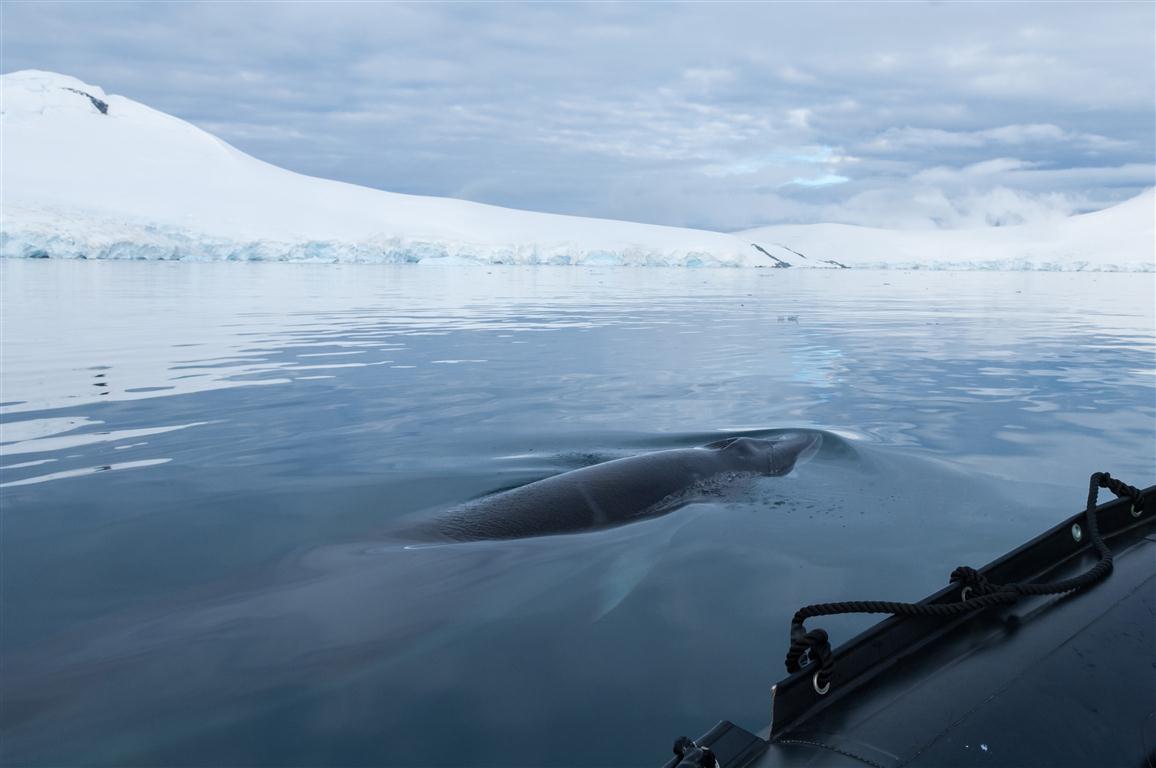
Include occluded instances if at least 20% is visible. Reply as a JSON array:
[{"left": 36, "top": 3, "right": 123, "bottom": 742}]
[
  {"left": 786, "top": 109, "right": 812, "bottom": 129},
  {"left": 914, "top": 157, "right": 1041, "bottom": 182},
  {"left": 785, "top": 174, "right": 851, "bottom": 188},
  {"left": 1, "top": 1, "right": 1152, "bottom": 230},
  {"left": 913, "top": 159, "right": 1153, "bottom": 188},
  {"left": 777, "top": 66, "right": 817, "bottom": 85},
  {"left": 699, "top": 145, "right": 856, "bottom": 179},
  {"left": 867, "top": 124, "right": 1129, "bottom": 152},
  {"left": 681, "top": 67, "right": 735, "bottom": 92}
]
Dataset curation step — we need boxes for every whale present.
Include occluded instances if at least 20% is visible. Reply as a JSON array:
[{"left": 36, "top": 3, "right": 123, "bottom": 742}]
[{"left": 418, "top": 433, "right": 821, "bottom": 542}]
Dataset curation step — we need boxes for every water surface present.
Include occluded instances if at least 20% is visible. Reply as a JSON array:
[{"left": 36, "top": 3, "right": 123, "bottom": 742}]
[{"left": 2, "top": 261, "right": 1153, "bottom": 766}]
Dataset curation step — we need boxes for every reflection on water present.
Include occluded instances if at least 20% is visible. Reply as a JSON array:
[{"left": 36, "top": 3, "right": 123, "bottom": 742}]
[{"left": 1, "top": 261, "right": 1153, "bottom": 766}]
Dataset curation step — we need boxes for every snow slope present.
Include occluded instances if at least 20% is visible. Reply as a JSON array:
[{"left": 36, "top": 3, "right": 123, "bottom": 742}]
[
  {"left": 0, "top": 71, "right": 753, "bottom": 267},
  {"left": 742, "top": 190, "right": 1155, "bottom": 272},
  {"left": 2, "top": 70, "right": 1152, "bottom": 270}
]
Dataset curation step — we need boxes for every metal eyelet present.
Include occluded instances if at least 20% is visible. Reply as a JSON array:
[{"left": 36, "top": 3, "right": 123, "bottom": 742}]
[
  {"left": 1132, "top": 502, "right": 1142, "bottom": 518},
  {"left": 812, "top": 671, "right": 830, "bottom": 695},
  {"left": 961, "top": 586, "right": 972, "bottom": 601}
]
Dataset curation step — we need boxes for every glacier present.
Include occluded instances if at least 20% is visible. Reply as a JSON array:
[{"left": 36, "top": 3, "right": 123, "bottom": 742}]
[
  {"left": 0, "top": 208, "right": 736, "bottom": 268},
  {"left": 1, "top": 70, "right": 1152, "bottom": 271}
]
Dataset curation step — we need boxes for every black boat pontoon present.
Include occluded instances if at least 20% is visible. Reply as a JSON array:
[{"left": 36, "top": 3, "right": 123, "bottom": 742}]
[{"left": 663, "top": 473, "right": 1156, "bottom": 768}]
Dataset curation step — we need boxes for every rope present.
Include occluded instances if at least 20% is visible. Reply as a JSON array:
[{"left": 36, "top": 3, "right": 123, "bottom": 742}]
[{"left": 785, "top": 472, "right": 1145, "bottom": 691}]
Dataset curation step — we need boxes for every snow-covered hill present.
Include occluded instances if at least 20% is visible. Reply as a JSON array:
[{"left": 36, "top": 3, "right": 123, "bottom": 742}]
[
  {"left": 0, "top": 71, "right": 754, "bottom": 267},
  {"left": 742, "top": 190, "right": 1155, "bottom": 271},
  {"left": 2, "top": 70, "right": 1152, "bottom": 270}
]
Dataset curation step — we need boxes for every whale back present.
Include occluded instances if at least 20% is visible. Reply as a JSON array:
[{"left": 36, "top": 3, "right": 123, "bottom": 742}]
[
  {"left": 705, "top": 433, "right": 821, "bottom": 476},
  {"left": 420, "top": 433, "right": 821, "bottom": 541},
  {"left": 425, "top": 448, "right": 724, "bottom": 541}
]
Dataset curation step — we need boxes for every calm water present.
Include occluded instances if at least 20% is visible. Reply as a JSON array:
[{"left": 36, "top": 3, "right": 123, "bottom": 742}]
[{"left": 1, "top": 261, "right": 1153, "bottom": 766}]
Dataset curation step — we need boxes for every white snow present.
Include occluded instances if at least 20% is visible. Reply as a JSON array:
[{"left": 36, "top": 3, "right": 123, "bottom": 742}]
[
  {"left": 2, "top": 70, "right": 1153, "bottom": 271},
  {"left": 0, "top": 71, "right": 752, "bottom": 267},
  {"left": 741, "top": 190, "right": 1155, "bottom": 272}
]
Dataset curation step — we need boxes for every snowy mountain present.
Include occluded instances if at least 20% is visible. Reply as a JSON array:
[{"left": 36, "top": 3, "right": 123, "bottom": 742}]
[
  {"left": 2, "top": 70, "right": 1152, "bottom": 270},
  {"left": 0, "top": 71, "right": 754, "bottom": 267}
]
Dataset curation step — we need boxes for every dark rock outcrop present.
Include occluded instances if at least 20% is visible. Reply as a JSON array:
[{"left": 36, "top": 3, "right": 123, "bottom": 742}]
[
  {"left": 62, "top": 87, "right": 109, "bottom": 115},
  {"left": 751, "top": 243, "right": 792, "bottom": 268}
]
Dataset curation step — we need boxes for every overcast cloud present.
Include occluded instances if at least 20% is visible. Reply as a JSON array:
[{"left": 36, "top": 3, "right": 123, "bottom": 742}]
[{"left": 2, "top": 1, "right": 1153, "bottom": 230}]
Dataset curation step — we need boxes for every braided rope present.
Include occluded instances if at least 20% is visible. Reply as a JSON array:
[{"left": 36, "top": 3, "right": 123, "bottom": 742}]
[{"left": 785, "top": 472, "right": 1144, "bottom": 691}]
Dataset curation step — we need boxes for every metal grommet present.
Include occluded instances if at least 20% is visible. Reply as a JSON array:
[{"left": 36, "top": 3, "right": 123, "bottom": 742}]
[
  {"left": 960, "top": 586, "right": 972, "bottom": 601},
  {"left": 812, "top": 671, "right": 830, "bottom": 695},
  {"left": 1131, "top": 502, "right": 1142, "bottom": 518},
  {"left": 1071, "top": 523, "right": 1083, "bottom": 543}
]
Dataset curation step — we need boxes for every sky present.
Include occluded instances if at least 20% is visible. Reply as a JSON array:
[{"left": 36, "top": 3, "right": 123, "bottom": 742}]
[{"left": 2, "top": 1, "right": 1153, "bottom": 231}]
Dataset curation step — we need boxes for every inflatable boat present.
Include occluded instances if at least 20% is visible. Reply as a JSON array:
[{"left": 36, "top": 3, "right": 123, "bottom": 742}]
[{"left": 663, "top": 473, "right": 1155, "bottom": 768}]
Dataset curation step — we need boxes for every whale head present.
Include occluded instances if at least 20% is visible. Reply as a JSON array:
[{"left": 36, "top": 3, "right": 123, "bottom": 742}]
[{"left": 705, "top": 433, "right": 822, "bottom": 476}]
